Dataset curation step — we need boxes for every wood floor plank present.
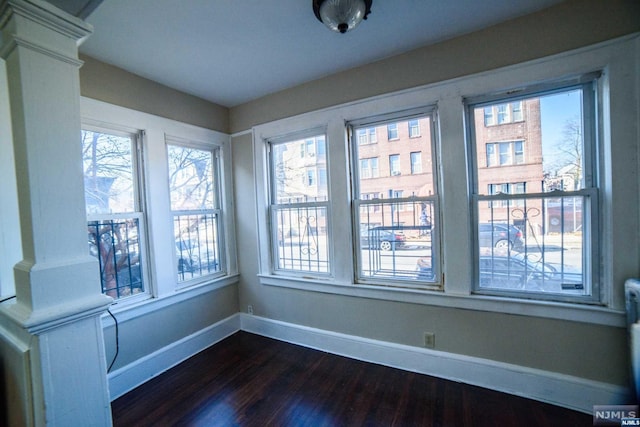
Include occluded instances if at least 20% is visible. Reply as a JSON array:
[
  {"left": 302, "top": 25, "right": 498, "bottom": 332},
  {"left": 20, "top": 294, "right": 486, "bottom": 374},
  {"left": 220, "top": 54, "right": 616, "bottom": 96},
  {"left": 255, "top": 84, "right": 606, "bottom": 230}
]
[{"left": 111, "top": 331, "right": 592, "bottom": 426}]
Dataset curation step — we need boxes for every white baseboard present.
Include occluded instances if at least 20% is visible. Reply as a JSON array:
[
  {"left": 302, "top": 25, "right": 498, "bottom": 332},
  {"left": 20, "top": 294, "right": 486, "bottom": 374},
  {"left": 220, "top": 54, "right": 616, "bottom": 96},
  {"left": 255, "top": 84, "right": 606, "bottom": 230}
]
[
  {"left": 107, "top": 313, "right": 241, "bottom": 400},
  {"left": 240, "top": 313, "right": 630, "bottom": 414},
  {"left": 106, "top": 311, "right": 629, "bottom": 413}
]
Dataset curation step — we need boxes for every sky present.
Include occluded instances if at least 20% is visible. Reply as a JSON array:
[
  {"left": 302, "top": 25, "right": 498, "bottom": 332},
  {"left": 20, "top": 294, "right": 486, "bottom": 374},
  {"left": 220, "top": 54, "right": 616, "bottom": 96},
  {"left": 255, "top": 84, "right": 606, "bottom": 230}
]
[{"left": 539, "top": 89, "right": 582, "bottom": 175}]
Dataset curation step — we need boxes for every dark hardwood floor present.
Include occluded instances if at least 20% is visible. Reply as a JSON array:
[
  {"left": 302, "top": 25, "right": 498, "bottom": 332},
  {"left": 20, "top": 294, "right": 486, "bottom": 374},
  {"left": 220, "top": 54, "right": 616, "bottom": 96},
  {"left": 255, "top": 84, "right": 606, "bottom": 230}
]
[{"left": 111, "top": 331, "right": 591, "bottom": 426}]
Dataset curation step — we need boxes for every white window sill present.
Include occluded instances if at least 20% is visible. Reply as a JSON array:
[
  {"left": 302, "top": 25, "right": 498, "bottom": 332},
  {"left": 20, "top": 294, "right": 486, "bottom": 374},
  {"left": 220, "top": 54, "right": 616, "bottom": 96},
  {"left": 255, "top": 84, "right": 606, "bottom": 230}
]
[
  {"left": 259, "top": 274, "right": 625, "bottom": 327},
  {"left": 102, "top": 274, "right": 239, "bottom": 324}
]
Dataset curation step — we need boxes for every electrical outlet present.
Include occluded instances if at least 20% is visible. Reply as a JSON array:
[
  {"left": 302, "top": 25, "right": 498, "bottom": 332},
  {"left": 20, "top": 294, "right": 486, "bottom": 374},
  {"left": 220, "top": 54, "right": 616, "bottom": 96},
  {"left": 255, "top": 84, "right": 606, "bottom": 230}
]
[
  {"left": 247, "top": 304, "right": 254, "bottom": 315},
  {"left": 424, "top": 332, "right": 435, "bottom": 349}
]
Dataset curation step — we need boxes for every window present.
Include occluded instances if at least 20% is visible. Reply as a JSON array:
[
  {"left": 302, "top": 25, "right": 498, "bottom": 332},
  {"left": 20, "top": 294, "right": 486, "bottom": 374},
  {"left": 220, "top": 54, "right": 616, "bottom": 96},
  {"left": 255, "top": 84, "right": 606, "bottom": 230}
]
[
  {"left": 410, "top": 152, "right": 422, "bottom": 174},
  {"left": 484, "top": 101, "right": 524, "bottom": 126},
  {"left": 468, "top": 77, "right": 598, "bottom": 302},
  {"left": 488, "top": 182, "right": 525, "bottom": 207},
  {"left": 318, "top": 168, "right": 327, "bottom": 186},
  {"left": 389, "top": 154, "right": 401, "bottom": 176},
  {"left": 484, "top": 106, "right": 495, "bottom": 126},
  {"left": 269, "top": 132, "right": 330, "bottom": 274},
  {"left": 387, "top": 123, "right": 399, "bottom": 140},
  {"left": 306, "top": 169, "right": 315, "bottom": 186},
  {"left": 360, "top": 157, "right": 379, "bottom": 179},
  {"left": 485, "top": 141, "right": 525, "bottom": 167},
  {"left": 82, "top": 128, "right": 147, "bottom": 300},
  {"left": 352, "top": 113, "right": 439, "bottom": 288},
  {"left": 167, "top": 143, "right": 223, "bottom": 283},
  {"left": 408, "top": 120, "right": 420, "bottom": 138},
  {"left": 357, "top": 127, "right": 377, "bottom": 144}
]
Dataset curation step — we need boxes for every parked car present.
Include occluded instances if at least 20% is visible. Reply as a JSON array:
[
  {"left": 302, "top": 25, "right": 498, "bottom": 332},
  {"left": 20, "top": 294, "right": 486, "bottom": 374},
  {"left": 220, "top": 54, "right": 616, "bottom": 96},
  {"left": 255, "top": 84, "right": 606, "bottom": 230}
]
[
  {"left": 478, "top": 223, "right": 524, "bottom": 250},
  {"left": 360, "top": 227, "right": 406, "bottom": 251},
  {"left": 477, "top": 249, "right": 582, "bottom": 292},
  {"left": 415, "top": 249, "right": 582, "bottom": 292}
]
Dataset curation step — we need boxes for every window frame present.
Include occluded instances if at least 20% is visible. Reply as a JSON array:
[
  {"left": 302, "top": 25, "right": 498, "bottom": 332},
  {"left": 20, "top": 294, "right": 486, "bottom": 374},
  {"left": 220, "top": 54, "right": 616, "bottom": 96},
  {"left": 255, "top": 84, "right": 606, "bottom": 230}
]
[
  {"left": 82, "top": 123, "right": 151, "bottom": 304},
  {"left": 81, "top": 97, "right": 237, "bottom": 313},
  {"left": 166, "top": 138, "right": 226, "bottom": 286},
  {"left": 465, "top": 74, "right": 601, "bottom": 304},
  {"left": 349, "top": 108, "right": 442, "bottom": 290},
  {"left": 250, "top": 38, "right": 636, "bottom": 327},
  {"left": 266, "top": 128, "right": 332, "bottom": 278}
]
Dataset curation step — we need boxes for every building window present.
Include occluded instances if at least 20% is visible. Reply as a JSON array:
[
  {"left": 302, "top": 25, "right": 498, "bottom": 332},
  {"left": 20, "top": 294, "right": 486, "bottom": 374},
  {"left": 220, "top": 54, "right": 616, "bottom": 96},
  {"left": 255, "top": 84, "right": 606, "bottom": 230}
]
[
  {"left": 484, "top": 101, "right": 524, "bottom": 126},
  {"left": 488, "top": 182, "right": 526, "bottom": 207},
  {"left": 167, "top": 143, "right": 223, "bottom": 283},
  {"left": 82, "top": 128, "right": 147, "bottom": 300},
  {"left": 306, "top": 169, "right": 315, "bottom": 186},
  {"left": 269, "top": 132, "right": 330, "bottom": 274},
  {"left": 468, "top": 77, "right": 598, "bottom": 303},
  {"left": 357, "top": 127, "right": 377, "bottom": 144},
  {"left": 410, "top": 152, "right": 422, "bottom": 174},
  {"left": 387, "top": 123, "right": 399, "bottom": 140},
  {"left": 352, "top": 113, "right": 439, "bottom": 288},
  {"left": 318, "top": 167, "right": 327, "bottom": 186},
  {"left": 484, "top": 107, "right": 495, "bottom": 126},
  {"left": 389, "top": 154, "right": 400, "bottom": 176},
  {"left": 360, "top": 157, "right": 379, "bottom": 179},
  {"left": 408, "top": 120, "right": 420, "bottom": 138},
  {"left": 486, "top": 141, "right": 525, "bottom": 167}
]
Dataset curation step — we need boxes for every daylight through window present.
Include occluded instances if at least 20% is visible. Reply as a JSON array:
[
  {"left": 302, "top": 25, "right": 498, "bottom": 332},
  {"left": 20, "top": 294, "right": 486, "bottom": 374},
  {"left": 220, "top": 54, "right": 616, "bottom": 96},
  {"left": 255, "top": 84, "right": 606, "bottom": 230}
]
[{"left": 468, "top": 77, "right": 598, "bottom": 302}]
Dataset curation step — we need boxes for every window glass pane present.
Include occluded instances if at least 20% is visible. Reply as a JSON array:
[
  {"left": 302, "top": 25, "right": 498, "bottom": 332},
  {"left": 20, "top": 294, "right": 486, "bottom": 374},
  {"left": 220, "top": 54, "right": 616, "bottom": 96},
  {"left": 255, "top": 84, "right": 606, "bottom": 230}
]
[
  {"left": 470, "top": 85, "right": 591, "bottom": 299},
  {"left": 387, "top": 123, "right": 398, "bottom": 140},
  {"left": 475, "top": 90, "right": 584, "bottom": 195},
  {"left": 389, "top": 154, "right": 400, "bottom": 176},
  {"left": 410, "top": 152, "right": 422, "bottom": 174},
  {"left": 408, "top": 120, "right": 420, "bottom": 138},
  {"left": 167, "top": 146, "right": 215, "bottom": 211},
  {"left": 168, "top": 145, "right": 221, "bottom": 283},
  {"left": 88, "top": 218, "right": 143, "bottom": 299},
  {"left": 82, "top": 130, "right": 134, "bottom": 214},
  {"left": 174, "top": 213, "right": 220, "bottom": 282},
  {"left": 353, "top": 115, "right": 438, "bottom": 286},
  {"left": 272, "top": 136, "right": 328, "bottom": 203},
  {"left": 270, "top": 133, "right": 330, "bottom": 274},
  {"left": 82, "top": 129, "right": 145, "bottom": 300}
]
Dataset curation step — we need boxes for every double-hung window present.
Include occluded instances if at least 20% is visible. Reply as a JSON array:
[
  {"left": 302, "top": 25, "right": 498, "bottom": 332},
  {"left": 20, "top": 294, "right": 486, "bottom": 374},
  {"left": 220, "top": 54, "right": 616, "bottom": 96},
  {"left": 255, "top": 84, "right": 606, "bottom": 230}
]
[
  {"left": 351, "top": 111, "right": 440, "bottom": 288},
  {"left": 167, "top": 142, "right": 224, "bottom": 284},
  {"left": 82, "top": 127, "right": 147, "bottom": 300},
  {"left": 268, "top": 132, "right": 330, "bottom": 275},
  {"left": 467, "top": 74, "right": 600, "bottom": 303}
]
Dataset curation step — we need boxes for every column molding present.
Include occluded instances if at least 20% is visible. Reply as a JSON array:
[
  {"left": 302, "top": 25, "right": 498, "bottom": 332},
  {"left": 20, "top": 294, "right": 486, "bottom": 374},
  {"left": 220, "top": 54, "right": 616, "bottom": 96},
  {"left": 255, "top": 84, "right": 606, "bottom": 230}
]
[{"left": 0, "top": 1, "right": 113, "bottom": 425}]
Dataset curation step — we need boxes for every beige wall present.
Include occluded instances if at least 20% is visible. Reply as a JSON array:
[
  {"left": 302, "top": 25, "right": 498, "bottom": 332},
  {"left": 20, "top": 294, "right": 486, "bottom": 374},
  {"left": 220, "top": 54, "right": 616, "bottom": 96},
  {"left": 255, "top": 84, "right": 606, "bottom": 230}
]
[
  {"left": 75, "top": 0, "right": 640, "bottom": 394},
  {"left": 231, "top": 0, "right": 640, "bottom": 388},
  {"left": 79, "top": 55, "right": 229, "bottom": 133},
  {"left": 229, "top": 0, "right": 640, "bottom": 133}
]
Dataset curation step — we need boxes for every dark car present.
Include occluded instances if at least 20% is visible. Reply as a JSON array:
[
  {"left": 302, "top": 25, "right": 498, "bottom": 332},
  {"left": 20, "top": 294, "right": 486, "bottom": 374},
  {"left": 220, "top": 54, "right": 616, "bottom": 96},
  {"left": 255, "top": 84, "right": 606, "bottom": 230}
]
[
  {"left": 478, "top": 223, "right": 524, "bottom": 250},
  {"left": 415, "top": 249, "right": 582, "bottom": 292},
  {"left": 360, "top": 227, "right": 406, "bottom": 251},
  {"left": 477, "top": 249, "right": 582, "bottom": 292}
]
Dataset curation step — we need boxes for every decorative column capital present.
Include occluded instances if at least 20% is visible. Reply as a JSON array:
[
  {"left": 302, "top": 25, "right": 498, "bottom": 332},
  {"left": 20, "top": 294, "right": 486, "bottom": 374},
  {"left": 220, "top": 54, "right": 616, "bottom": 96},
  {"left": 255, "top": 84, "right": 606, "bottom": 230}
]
[{"left": 0, "top": 0, "right": 93, "bottom": 60}]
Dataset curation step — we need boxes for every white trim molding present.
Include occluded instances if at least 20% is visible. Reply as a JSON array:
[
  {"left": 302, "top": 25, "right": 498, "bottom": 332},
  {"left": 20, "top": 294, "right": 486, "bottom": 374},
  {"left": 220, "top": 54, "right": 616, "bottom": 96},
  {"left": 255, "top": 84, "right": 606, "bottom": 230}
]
[
  {"left": 108, "top": 313, "right": 241, "bottom": 400},
  {"left": 240, "top": 313, "right": 630, "bottom": 414}
]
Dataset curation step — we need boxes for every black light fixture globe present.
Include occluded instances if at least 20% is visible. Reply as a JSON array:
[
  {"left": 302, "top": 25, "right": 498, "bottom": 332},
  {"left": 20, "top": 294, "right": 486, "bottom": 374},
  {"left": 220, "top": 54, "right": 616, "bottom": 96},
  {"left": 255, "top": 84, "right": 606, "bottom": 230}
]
[{"left": 313, "top": 0, "right": 372, "bottom": 34}]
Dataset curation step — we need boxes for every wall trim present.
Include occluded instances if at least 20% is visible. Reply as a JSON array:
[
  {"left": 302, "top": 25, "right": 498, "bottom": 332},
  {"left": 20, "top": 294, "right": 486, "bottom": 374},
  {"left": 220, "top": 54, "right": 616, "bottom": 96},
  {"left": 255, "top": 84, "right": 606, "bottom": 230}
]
[
  {"left": 107, "top": 313, "right": 241, "bottom": 400},
  {"left": 240, "top": 313, "right": 630, "bottom": 414},
  {"left": 107, "top": 312, "right": 629, "bottom": 413}
]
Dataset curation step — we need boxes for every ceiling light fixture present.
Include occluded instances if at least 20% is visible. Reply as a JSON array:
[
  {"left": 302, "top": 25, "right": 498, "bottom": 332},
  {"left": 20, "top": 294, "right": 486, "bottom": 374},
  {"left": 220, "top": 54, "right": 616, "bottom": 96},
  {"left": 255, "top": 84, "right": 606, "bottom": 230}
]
[{"left": 313, "top": 0, "right": 372, "bottom": 34}]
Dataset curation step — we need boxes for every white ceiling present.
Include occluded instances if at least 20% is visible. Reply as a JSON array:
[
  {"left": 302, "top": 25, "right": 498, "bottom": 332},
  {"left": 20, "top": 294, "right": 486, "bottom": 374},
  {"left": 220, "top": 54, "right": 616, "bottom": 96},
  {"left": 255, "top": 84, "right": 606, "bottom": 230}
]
[{"left": 78, "top": 0, "right": 563, "bottom": 108}]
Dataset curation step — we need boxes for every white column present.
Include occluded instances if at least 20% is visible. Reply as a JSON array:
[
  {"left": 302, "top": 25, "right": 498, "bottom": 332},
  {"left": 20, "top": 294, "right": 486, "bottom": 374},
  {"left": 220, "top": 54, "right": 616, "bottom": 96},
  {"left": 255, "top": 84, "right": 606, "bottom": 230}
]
[{"left": 0, "top": 1, "right": 112, "bottom": 426}]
